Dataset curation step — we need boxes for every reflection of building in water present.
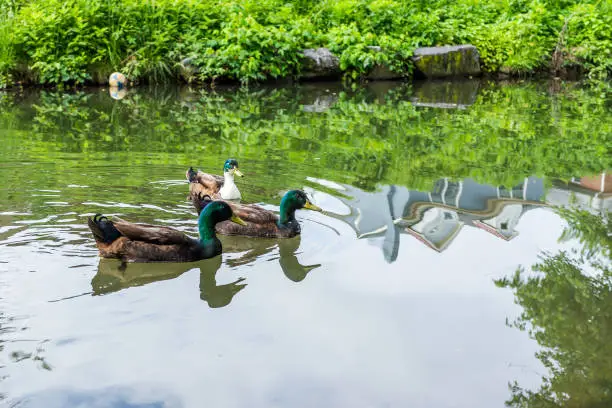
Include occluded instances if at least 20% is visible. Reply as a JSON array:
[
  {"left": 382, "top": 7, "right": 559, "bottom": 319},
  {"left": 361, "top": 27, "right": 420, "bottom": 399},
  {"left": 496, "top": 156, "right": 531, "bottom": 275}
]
[
  {"left": 404, "top": 207, "right": 464, "bottom": 252},
  {"left": 398, "top": 177, "right": 545, "bottom": 252},
  {"left": 318, "top": 177, "right": 546, "bottom": 261},
  {"left": 318, "top": 172, "right": 612, "bottom": 261},
  {"left": 545, "top": 172, "right": 612, "bottom": 215},
  {"left": 472, "top": 204, "right": 523, "bottom": 241}
]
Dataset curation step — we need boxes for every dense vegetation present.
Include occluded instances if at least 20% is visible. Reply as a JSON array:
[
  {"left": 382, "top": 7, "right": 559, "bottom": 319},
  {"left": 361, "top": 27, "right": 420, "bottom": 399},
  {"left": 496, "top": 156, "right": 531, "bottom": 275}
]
[
  {"left": 496, "top": 207, "right": 612, "bottom": 408},
  {"left": 0, "top": 0, "right": 611, "bottom": 87}
]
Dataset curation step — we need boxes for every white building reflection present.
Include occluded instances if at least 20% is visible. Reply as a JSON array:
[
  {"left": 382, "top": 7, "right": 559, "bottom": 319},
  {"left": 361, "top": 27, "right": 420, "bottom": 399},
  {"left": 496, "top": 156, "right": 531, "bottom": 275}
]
[{"left": 309, "top": 172, "right": 610, "bottom": 262}]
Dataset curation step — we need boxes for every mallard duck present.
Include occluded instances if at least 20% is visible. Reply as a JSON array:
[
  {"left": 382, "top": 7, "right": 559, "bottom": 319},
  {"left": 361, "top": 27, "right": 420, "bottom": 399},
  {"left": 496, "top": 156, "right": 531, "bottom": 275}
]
[
  {"left": 187, "top": 158, "right": 244, "bottom": 201},
  {"left": 87, "top": 201, "right": 246, "bottom": 262},
  {"left": 193, "top": 190, "right": 322, "bottom": 238}
]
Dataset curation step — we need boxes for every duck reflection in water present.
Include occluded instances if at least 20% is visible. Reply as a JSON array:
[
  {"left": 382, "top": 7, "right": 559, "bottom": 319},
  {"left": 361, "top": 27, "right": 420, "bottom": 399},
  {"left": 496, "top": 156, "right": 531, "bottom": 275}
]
[
  {"left": 91, "top": 235, "right": 320, "bottom": 307},
  {"left": 197, "top": 255, "right": 246, "bottom": 308},
  {"left": 92, "top": 257, "right": 246, "bottom": 308},
  {"left": 220, "top": 234, "right": 321, "bottom": 282}
]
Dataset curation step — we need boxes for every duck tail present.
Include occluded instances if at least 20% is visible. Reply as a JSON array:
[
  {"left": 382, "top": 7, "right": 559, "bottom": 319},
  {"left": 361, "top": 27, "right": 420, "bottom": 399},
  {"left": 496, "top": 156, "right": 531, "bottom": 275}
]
[
  {"left": 187, "top": 167, "right": 198, "bottom": 182},
  {"left": 193, "top": 193, "right": 213, "bottom": 215},
  {"left": 88, "top": 214, "right": 122, "bottom": 244}
]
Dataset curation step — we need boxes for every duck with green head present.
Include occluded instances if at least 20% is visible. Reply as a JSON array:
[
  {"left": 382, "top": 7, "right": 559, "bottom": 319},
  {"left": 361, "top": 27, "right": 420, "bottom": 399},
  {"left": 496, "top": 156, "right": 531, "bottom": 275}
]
[
  {"left": 187, "top": 158, "right": 244, "bottom": 201},
  {"left": 193, "top": 190, "right": 322, "bottom": 238},
  {"left": 87, "top": 201, "right": 247, "bottom": 262}
]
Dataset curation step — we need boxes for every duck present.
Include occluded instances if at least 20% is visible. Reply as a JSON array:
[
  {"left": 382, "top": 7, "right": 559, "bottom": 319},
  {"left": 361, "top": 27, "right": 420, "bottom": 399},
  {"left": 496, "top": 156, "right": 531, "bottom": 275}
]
[
  {"left": 193, "top": 190, "right": 322, "bottom": 238},
  {"left": 87, "top": 200, "right": 247, "bottom": 262},
  {"left": 187, "top": 158, "right": 244, "bottom": 201}
]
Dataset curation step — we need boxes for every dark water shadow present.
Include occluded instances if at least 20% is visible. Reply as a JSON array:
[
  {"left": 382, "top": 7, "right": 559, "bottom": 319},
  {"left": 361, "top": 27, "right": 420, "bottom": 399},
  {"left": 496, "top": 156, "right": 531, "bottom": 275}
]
[
  {"left": 197, "top": 255, "right": 246, "bottom": 309},
  {"left": 91, "top": 257, "right": 246, "bottom": 309},
  {"left": 92, "top": 258, "right": 204, "bottom": 296},
  {"left": 90, "top": 235, "right": 321, "bottom": 308},
  {"left": 410, "top": 79, "right": 481, "bottom": 109},
  {"left": 220, "top": 234, "right": 321, "bottom": 282}
]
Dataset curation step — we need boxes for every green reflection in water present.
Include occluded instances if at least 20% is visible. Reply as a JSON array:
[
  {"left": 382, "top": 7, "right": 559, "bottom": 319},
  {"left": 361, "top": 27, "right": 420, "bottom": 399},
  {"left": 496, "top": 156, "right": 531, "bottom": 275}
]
[
  {"left": 497, "top": 207, "right": 612, "bottom": 408},
  {"left": 0, "top": 80, "right": 610, "bottom": 213}
]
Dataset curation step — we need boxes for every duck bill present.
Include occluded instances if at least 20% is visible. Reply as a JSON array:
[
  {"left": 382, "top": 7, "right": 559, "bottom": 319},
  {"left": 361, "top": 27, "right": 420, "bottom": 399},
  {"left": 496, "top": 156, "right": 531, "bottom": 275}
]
[
  {"left": 233, "top": 168, "right": 244, "bottom": 177},
  {"left": 231, "top": 214, "right": 247, "bottom": 226},
  {"left": 303, "top": 201, "right": 322, "bottom": 212}
]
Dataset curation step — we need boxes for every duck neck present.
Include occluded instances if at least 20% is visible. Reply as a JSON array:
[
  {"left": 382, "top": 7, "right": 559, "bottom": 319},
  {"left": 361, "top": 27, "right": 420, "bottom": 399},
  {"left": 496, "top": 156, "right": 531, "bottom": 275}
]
[
  {"left": 223, "top": 171, "right": 236, "bottom": 188},
  {"left": 198, "top": 212, "right": 218, "bottom": 243},
  {"left": 278, "top": 200, "right": 296, "bottom": 226}
]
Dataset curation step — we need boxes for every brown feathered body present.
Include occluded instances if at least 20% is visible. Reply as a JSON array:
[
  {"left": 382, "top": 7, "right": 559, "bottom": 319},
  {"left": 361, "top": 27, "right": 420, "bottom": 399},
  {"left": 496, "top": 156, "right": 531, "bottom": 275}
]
[
  {"left": 193, "top": 198, "right": 300, "bottom": 238},
  {"left": 188, "top": 171, "right": 225, "bottom": 201},
  {"left": 220, "top": 202, "right": 301, "bottom": 238},
  {"left": 87, "top": 216, "right": 220, "bottom": 262}
]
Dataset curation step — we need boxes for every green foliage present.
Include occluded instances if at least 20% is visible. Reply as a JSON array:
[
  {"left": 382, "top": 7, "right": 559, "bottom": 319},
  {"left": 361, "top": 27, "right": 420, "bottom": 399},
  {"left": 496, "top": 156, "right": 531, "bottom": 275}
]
[
  {"left": 0, "top": 0, "right": 16, "bottom": 87},
  {"left": 195, "top": 14, "right": 312, "bottom": 84},
  {"left": 327, "top": 25, "right": 414, "bottom": 80},
  {"left": 557, "top": 207, "right": 612, "bottom": 259},
  {"left": 113, "top": 0, "right": 222, "bottom": 84},
  {"left": 455, "top": 0, "right": 560, "bottom": 73},
  {"left": 0, "top": 0, "right": 609, "bottom": 85},
  {"left": 564, "top": 3, "right": 612, "bottom": 80},
  {"left": 496, "top": 208, "right": 612, "bottom": 408},
  {"left": 12, "top": 0, "right": 110, "bottom": 84}
]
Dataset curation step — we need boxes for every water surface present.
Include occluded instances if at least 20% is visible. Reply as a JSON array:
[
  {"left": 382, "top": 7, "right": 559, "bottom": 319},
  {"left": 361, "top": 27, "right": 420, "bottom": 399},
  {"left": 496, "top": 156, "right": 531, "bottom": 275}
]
[{"left": 0, "top": 80, "right": 610, "bottom": 408}]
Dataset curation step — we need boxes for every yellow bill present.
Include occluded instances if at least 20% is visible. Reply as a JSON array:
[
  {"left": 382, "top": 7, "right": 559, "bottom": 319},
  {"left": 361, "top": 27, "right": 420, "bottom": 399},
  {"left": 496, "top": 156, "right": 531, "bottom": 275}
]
[
  {"left": 231, "top": 214, "right": 247, "bottom": 226},
  {"left": 304, "top": 201, "right": 322, "bottom": 212},
  {"left": 233, "top": 168, "right": 244, "bottom": 177}
]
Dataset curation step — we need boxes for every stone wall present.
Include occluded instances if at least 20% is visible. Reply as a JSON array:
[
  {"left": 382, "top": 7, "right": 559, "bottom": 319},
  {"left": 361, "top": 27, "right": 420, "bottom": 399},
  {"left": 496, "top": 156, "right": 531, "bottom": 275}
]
[{"left": 299, "top": 44, "right": 482, "bottom": 81}]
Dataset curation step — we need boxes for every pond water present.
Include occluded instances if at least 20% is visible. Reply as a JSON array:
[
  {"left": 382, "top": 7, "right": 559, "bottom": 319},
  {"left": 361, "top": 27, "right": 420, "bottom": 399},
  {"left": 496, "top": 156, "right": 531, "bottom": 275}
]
[{"left": 0, "top": 80, "right": 610, "bottom": 408}]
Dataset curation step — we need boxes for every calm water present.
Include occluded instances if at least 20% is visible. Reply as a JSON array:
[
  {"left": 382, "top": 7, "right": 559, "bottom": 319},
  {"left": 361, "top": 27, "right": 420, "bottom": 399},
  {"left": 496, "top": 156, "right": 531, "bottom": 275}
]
[{"left": 0, "top": 80, "right": 610, "bottom": 408}]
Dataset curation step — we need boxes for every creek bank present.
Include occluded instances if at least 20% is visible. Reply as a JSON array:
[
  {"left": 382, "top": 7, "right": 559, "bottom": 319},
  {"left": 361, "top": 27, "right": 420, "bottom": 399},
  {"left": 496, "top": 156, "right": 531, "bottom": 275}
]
[
  {"left": 171, "top": 43, "right": 582, "bottom": 85},
  {"left": 167, "top": 44, "right": 484, "bottom": 85},
  {"left": 115, "top": 43, "right": 592, "bottom": 85},
  {"left": 0, "top": 44, "right": 591, "bottom": 90},
  {"left": 286, "top": 44, "right": 481, "bottom": 81}
]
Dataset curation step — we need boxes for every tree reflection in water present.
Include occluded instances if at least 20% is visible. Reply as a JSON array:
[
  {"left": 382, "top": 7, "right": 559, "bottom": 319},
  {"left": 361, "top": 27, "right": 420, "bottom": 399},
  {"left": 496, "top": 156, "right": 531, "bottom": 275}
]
[{"left": 496, "top": 208, "right": 611, "bottom": 408}]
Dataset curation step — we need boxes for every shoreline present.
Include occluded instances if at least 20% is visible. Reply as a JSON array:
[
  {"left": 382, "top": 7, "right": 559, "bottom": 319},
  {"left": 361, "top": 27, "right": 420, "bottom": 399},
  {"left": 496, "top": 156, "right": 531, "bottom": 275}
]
[
  {"left": 1, "top": 43, "right": 597, "bottom": 91},
  {"left": 0, "top": 69, "right": 590, "bottom": 92}
]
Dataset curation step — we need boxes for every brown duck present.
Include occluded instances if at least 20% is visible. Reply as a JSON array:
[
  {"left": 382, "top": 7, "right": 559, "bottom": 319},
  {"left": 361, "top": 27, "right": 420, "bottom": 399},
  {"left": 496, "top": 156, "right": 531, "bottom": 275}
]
[
  {"left": 87, "top": 201, "right": 246, "bottom": 262},
  {"left": 193, "top": 190, "right": 322, "bottom": 239},
  {"left": 187, "top": 159, "right": 244, "bottom": 201}
]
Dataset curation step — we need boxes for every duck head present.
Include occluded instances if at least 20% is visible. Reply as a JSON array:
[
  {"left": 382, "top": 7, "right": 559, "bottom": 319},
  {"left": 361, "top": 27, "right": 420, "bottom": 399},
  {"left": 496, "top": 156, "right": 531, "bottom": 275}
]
[{"left": 223, "top": 159, "right": 244, "bottom": 177}]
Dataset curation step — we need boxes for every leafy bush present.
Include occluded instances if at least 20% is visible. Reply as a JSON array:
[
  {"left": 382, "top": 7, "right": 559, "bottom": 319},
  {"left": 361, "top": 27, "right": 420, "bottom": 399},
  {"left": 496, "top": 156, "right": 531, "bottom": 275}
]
[
  {"left": 327, "top": 25, "right": 413, "bottom": 79},
  {"left": 459, "top": 1, "right": 560, "bottom": 73},
  {"left": 195, "top": 14, "right": 312, "bottom": 84},
  {"left": 13, "top": 0, "right": 110, "bottom": 84},
  {"left": 0, "top": 0, "right": 17, "bottom": 87},
  {"left": 564, "top": 3, "right": 612, "bottom": 79},
  {"left": 0, "top": 0, "right": 610, "bottom": 86}
]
